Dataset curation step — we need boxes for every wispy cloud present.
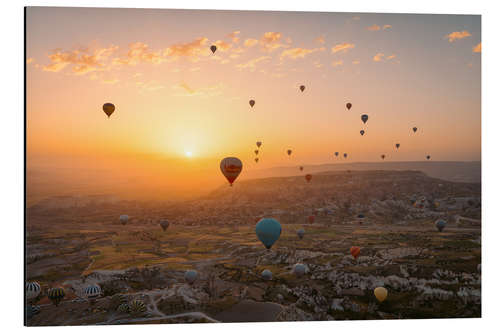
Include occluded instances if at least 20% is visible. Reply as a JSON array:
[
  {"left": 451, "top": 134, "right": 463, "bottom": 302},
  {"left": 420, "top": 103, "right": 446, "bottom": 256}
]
[
  {"left": 367, "top": 24, "right": 381, "bottom": 31},
  {"left": 43, "top": 45, "right": 118, "bottom": 74},
  {"left": 352, "top": 60, "right": 360, "bottom": 65},
  {"left": 473, "top": 42, "right": 481, "bottom": 53},
  {"left": 260, "top": 32, "right": 288, "bottom": 52},
  {"left": 280, "top": 47, "right": 324, "bottom": 60},
  {"left": 173, "top": 82, "right": 224, "bottom": 97},
  {"left": 332, "top": 60, "right": 343, "bottom": 67},
  {"left": 315, "top": 35, "right": 325, "bottom": 44},
  {"left": 213, "top": 40, "right": 232, "bottom": 52},
  {"left": 383, "top": 24, "right": 392, "bottom": 30},
  {"left": 331, "top": 43, "right": 355, "bottom": 54},
  {"left": 27, "top": 57, "right": 34, "bottom": 64},
  {"left": 236, "top": 56, "right": 271, "bottom": 71},
  {"left": 227, "top": 31, "right": 240, "bottom": 43},
  {"left": 102, "top": 78, "right": 119, "bottom": 85},
  {"left": 445, "top": 30, "right": 471, "bottom": 42},
  {"left": 373, "top": 53, "right": 397, "bottom": 62},
  {"left": 244, "top": 38, "right": 258, "bottom": 47}
]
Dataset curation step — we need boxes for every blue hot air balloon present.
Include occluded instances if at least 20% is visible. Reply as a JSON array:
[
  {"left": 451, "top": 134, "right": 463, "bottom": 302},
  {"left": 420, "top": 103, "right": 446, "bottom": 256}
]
[{"left": 255, "top": 218, "right": 282, "bottom": 250}]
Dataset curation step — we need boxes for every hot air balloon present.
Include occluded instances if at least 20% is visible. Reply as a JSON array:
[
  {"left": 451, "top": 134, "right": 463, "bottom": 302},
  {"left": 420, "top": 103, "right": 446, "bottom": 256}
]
[
  {"left": 381, "top": 154, "right": 386, "bottom": 160},
  {"left": 361, "top": 114, "right": 368, "bottom": 124},
  {"left": 48, "top": 287, "right": 65, "bottom": 306},
  {"left": 26, "top": 282, "right": 41, "bottom": 300},
  {"left": 220, "top": 157, "right": 243, "bottom": 186},
  {"left": 350, "top": 246, "right": 361, "bottom": 259},
  {"left": 360, "top": 130, "right": 365, "bottom": 136},
  {"left": 357, "top": 213, "right": 365, "bottom": 219},
  {"left": 249, "top": 100, "right": 255, "bottom": 108},
  {"left": 261, "top": 270, "right": 273, "bottom": 281},
  {"left": 102, "top": 103, "right": 115, "bottom": 118},
  {"left": 287, "top": 149, "right": 292, "bottom": 156},
  {"left": 335, "top": 152, "right": 339, "bottom": 157},
  {"left": 185, "top": 270, "right": 198, "bottom": 285},
  {"left": 299, "top": 85, "right": 305, "bottom": 92},
  {"left": 117, "top": 303, "right": 129, "bottom": 313},
  {"left": 374, "top": 287, "right": 388, "bottom": 302},
  {"left": 308, "top": 215, "right": 315, "bottom": 224},
  {"left": 346, "top": 103, "right": 352, "bottom": 110},
  {"left": 297, "top": 229, "right": 305, "bottom": 239},
  {"left": 255, "top": 218, "right": 282, "bottom": 250},
  {"left": 305, "top": 174, "right": 312, "bottom": 183},
  {"left": 293, "top": 263, "right": 307, "bottom": 277},
  {"left": 26, "top": 304, "right": 40, "bottom": 319},
  {"left": 343, "top": 153, "right": 348, "bottom": 158},
  {"left": 299, "top": 166, "right": 304, "bottom": 171},
  {"left": 254, "top": 150, "right": 259, "bottom": 155},
  {"left": 160, "top": 220, "right": 169, "bottom": 231},
  {"left": 255, "top": 158, "right": 259, "bottom": 163},
  {"left": 210, "top": 45, "right": 217, "bottom": 54},
  {"left": 426, "top": 155, "right": 431, "bottom": 160},
  {"left": 395, "top": 143, "right": 400, "bottom": 149},
  {"left": 129, "top": 299, "right": 147, "bottom": 314},
  {"left": 413, "top": 127, "right": 418, "bottom": 133},
  {"left": 84, "top": 284, "right": 101, "bottom": 300},
  {"left": 256, "top": 141, "right": 262, "bottom": 148},
  {"left": 119, "top": 215, "right": 129, "bottom": 225},
  {"left": 435, "top": 219, "right": 446, "bottom": 232}
]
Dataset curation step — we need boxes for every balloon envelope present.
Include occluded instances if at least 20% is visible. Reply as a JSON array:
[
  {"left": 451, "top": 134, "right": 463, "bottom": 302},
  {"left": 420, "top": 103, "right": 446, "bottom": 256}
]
[
  {"left": 261, "top": 269, "right": 273, "bottom": 281},
  {"left": 361, "top": 114, "right": 368, "bottom": 124},
  {"left": 185, "top": 270, "right": 198, "bottom": 284},
  {"left": 350, "top": 246, "right": 361, "bottom": 259},
  {"left": 381, "top": 154, "right": 385, "bottom": 160},
  {"left": 160, "top": 220, "right": 169, "bottom": 231},
  {"left": 293, "top": 263, "right": 307, "bottom": 276},
  {"left": 119, "top": 215, "right": 129, "bottom": 225},
  {"left": 426, "top": 155, "right": 431, "bottom": 160},
  {"left": 254, "top": 150, "right": 259, "bottom": 155},
  {"left": 210, "top": 45, "right": 217, "bottom": 53},
  {"left": 255, "top": 157, "right": 259, "bottom": 163},
  {"left": 297, "top": 229, "right": 305, "bottom": 239},
  {"left": 305, "top": 174, "right": 312, "bottom": 182},
  {"left": 220, "top": 157, "right": 243, "bottom": 186},
  {"left": 308, "top": 215, "right": 315, "bottom": 224},
  {"left": 256, "top": 141, "right": 262, "bottom": 148},
  {"left": 346, "top": 103, "right": 352, "bottom": 110},
  {"left": 413, "top": 127, "right": 418, "bottom": 133},
  {"left": 343, "top": 153, "right": 348, "bottom": 158},
  {"left": 299, "top": 166, "right": 303, "bottom": 171},
  {"left": 360, "top": 130, "right": 365, "bottom": 136},
  {"left": 255, "top": 218, "right": 282, "bottom": 249},
  {"left": 374, "top": 287, "right": 388, "bottom": 302},
  {"left": 26, "top": 281, "right": 41, "bottom": 300},
  {"left": 287, "top": 149, "right": 292, "bottom": 156},
  {"left": 299, "top": 85, "right": 305, "bottom": 92},
  {"left": 435, "top": 219, "right": 446, "bottom": 232},
  {"left": 249, "top": 100, "right": 255, "bottom": 107},
  {"left": 395, "top": 143, "right": 400, "bottom": 149},
  {"left": 335, "top": 152, "right": 339, "bottom": 157},
  {"left": 102, "top": 103, "right": 115, "bottom": 118}
]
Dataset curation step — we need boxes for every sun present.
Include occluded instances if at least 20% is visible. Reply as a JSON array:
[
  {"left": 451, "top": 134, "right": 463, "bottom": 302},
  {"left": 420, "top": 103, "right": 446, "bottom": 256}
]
[{"left": 185, "top": 151, "right": 193, "bottom": 158}]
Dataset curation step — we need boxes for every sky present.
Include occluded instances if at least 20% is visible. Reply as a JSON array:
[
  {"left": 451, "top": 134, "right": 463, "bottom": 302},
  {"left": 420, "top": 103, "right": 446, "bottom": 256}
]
[{"left": 26, "top": 7, "right": 481, "bottom": 200}]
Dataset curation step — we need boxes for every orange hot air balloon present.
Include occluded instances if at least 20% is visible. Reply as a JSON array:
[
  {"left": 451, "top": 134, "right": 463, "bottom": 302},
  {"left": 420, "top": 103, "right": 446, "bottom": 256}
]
[
  {"left": 102, "top": 103, "right": 115, "bottom": 118},
  {"left": 249, "top": 100, "right": 255, "bottom": 107},
  {"left": 287, "top": 149, "right": 292, "bottom": 156},
  {"left": 346, "top": 102, "right": 352, "bottom": 110},
  {"left": 374, "top": 287, "right": 388, "bottom": 302},
  {"left": 350, "top": 246, "right": 361, "bottom": 259},
  {"left": 210, "top": 45, "right": 217, "bottom": 54},
  {"left": 299, "top": 85, "right": 305, "bottom": 92},
  {"left": 305, "top": 174, "right": 312, "bottom": 182},
  {"left": 308, "top": 215, "right": 315, "bottom": 224},
  {"left": 220, "top": 157, "right": 243, "bottom": 186}
]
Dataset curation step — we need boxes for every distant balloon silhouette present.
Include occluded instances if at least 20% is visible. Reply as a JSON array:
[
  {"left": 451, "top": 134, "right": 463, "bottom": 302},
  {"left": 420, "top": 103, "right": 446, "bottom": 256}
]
[
  {"left": 343, "top": 153, "right": 348, "bottom": 158},
  {"left": 102, "top": 103, "right": 115, "bottom": 118},
  {"left": 299, "top": 166, "right": 304, "bottom": 171},
  {"left": 249, "top": 99, "right": 255, "bottom": 108},
  {"left": 256, "top": 141, "right": 262, "bottom": 148},
  {"left": 413, "top": 127, "right": 418, "bottom": 133},
  {"left": 361, "top": 114, "right": 368, "bottom": 124},
  {"left": 335, "top": 152, "right": 339, "bottom": 157},
  {"left": 160, "top": 220, "right": 169, "bottom": 231},
  {"left": 254, "top": 150, "right": 259, "bottom": 155},
  {"left": 395, "top": 143, "right": 400, "bottom": 149},
  {"left": 185, "top": 270, "right": 198, "bottom": 284},
  {"left": 381, "top": 154, "right": 386, "bottom": 160},
  {"left": 119, "top": 215, "right": 129, "bottom": 225},
  {"left": 210, "top": 45, "right": 217, "bottom": 54},
  {"left": 346, "top": 102, "right": 352, "bottom": 110},
  {"left": 261, "top": 269, "right": 272, "bottom": 281},
  {"left": 305, "top": 174, "right": 312, "bottom": 183},
  {"left": 360, "top": 130, "right": 365, "bottom": 136},
  {"left": 426, "top": 155, "right": 431, "bottom": 160},
  {"left": 255, "top": 157, "right": 259, "bottom": 163},
  {"left": 299, "top": 85, "right": 305, "bottom": 92},
  {"left": 297, "top": 228, "right": 305, "bottom": 239},
  {"left": 293, "top": 263, "right": 307, "bottom": 276},
  {"left": 435, "top": 219, "right": 446, "bottom": 232},
  {"left": 287, "top": 149, "right": 292, "bottom": 156},
  {"left": 220, "top": 157, "right": 243, "bottom": 186}
]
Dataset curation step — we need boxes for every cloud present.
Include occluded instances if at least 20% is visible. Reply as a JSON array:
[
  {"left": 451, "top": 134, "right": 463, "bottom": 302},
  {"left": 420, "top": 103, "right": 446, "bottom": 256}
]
[
  {"left": 383, "top": 24, "right": 392, "bottom": 30},
  {"left": 227, "top": 31, "right": 240, "bottom": 43},
  {"left": 313, "top": 61, "right": 323, "bottom": 68},
  {"left": 43, "top": 45, "right": 118, "bottom": 74},
  {"left": 332, "top": 60, "right": 343, "bottom": 67},
  {"left": 244, "top": 38, "right": 258, "bottom": 47},
  {"left": 236, "top": 56, "right": 271, "bottom": 71},
  {"left": 214, "top": 40, "right": 232, "bottom": 52},
  {"left": 331, "top": 43, "right": 355, "bottom": 54},
  {"left": 373, "top": 53, "right": 385, "bottom": 62},
  {"left": 367, "top": 24, "right": 381, "bottom": 31},
  {"left": 352, "top": 60, "right": 360, "bottom": 65},
  {"left": 473, "top": 42, "right": 481, "bottom": 53},
  {"left": 280, "top": 47, "right": 324, "bottom": 60},
  {"left": 173, "top": 82, "right": 223, "bottom": 97},
  {"left": 26, "top": 57, "right": 34, "bottom": 64},
  {"left": 445, "top": 30, "right": 471, "bottom": 42},
  {"left": 163, "top": 37, "right": 210, "bottom": 61},
  {"left": 315, "top": 35, "right": 325, "bottom": 44},
  {"left": 102, "top": 78, "right": 119, "bottom": 85},
  {"left": 260, "top": 32, "right": 288, "bottom": 52}
]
